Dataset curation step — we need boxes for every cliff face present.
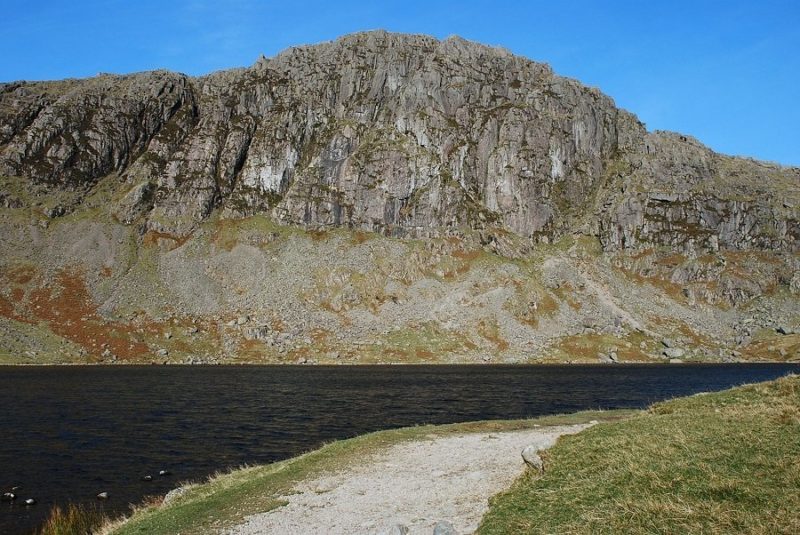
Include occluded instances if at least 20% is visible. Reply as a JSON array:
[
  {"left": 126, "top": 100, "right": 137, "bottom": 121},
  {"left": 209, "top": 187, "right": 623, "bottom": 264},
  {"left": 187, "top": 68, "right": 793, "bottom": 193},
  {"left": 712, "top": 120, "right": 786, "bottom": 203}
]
[
  {"left": 2, "top": 31, "right": 797, "bottom": 251},
  {"left": 1, "top": 32, "right": 798, "bottom": 365}
]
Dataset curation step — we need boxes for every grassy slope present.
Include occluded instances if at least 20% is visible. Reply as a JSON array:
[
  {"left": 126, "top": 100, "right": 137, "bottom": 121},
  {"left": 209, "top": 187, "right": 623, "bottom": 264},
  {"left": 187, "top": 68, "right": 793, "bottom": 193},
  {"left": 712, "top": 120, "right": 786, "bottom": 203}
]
[
  {"left": 107, "top": 410, "right": 635, "bottom": 535},
  {"left": 479, "top": 374, "right": 800, "bottom": 534}
]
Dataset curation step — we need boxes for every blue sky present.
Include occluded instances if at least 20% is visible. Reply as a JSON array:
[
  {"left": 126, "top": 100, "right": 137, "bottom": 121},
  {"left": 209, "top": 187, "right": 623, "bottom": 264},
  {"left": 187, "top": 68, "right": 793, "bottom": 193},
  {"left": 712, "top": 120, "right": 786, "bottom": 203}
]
[{"left": 1, "top": 0, "right": 798, "bottom": 165}]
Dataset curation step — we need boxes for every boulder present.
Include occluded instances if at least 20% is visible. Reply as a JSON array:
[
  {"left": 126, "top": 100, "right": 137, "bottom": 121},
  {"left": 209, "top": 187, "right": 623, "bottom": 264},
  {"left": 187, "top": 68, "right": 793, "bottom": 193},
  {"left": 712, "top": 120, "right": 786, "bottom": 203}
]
[
  {"left": 521, "top": 445, "right": 544, "bottom": 472},
  {"left": 243, "top": 325, "right": 271, "bottom": 341},
  {"left": 598, "top": 353, "right": 614, "bottom": 364},
  {"left": 663, "top": 347, "right": 685, "bottom": 359},
  {"left": 163, "top": 486, "right": 189, "bottom": 505},
  {"left": 790, "top": 272, "right": 800, "bottom": 295},
  {"left": 44, "top": 205, "right": 66, "bottom": 218}
]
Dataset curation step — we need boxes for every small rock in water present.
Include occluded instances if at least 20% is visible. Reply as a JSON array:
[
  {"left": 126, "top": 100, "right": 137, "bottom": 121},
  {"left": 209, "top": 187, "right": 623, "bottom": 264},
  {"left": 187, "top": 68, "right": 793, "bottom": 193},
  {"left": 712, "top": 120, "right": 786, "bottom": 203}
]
[
  {"left": 97, "top": 492, "right": 109, "bottom": 500},
  {"left": 142, "top": 475, "right": 153, "bottom": 481},
  {"left": 521, "top": 445, "right": 544, "bottom": 472},
  {"left": 433, "top": 520, "right": 459, "bottom": 535},
  {"left": 159, "top": 470, "right": 170, "bottom": 476},
  {"left": 777, "top": 326, "right": 793, "bottom": 335},
  {"left": 24, "top": 498, "right": 36, "bottom": 506},
  {"left": 1, "top": 492, "right": 15, "bottom": 501}
]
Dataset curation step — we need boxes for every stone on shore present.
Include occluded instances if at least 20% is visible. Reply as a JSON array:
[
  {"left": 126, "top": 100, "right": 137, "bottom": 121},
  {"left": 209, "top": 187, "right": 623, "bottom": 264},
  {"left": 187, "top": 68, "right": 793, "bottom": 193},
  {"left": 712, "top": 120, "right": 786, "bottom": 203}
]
[{"left": 521, "top": 445, "right": 544, "bottom": 472}]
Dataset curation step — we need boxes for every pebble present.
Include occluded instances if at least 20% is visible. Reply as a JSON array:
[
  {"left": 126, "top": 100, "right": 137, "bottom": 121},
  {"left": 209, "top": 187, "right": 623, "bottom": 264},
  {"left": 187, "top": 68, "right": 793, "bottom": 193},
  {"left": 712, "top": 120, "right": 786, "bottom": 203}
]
[
  {"left": 159, "top": 470, "right": 170, "bottom": 476},
  {"left": 1, "top": 492, "right": 15, "bottom": 501},
  {"left": 24, "top": 498, "right": 36, "bottom": 506},
  {"left": 142, "top": 475, "right": 153, "bottom": 481},
  {"left": 97, "top": 492, "right": 109, "bottom": 500}
]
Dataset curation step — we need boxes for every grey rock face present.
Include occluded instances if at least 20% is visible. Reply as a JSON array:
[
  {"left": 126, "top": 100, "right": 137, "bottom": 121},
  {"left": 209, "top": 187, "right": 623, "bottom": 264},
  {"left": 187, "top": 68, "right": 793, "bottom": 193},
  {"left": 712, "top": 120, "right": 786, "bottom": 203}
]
[{"left": 1, "top": 31, "right": 797, "bottom": 250}]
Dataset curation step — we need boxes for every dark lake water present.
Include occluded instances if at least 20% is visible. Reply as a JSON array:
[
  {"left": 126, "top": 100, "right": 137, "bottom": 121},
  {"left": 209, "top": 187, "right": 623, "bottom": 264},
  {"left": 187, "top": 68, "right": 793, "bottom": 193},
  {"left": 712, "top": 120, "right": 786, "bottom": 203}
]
[{"left": 1, "top": 363, "right": 798, "bottom": 534}]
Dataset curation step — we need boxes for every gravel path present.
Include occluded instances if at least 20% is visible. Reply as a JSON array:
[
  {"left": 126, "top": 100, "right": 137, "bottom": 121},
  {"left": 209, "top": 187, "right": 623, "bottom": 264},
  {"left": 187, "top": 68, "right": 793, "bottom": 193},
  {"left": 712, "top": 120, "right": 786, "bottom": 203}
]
[{"left": 228, "top": 424, "right": 591, "bottom": 535}]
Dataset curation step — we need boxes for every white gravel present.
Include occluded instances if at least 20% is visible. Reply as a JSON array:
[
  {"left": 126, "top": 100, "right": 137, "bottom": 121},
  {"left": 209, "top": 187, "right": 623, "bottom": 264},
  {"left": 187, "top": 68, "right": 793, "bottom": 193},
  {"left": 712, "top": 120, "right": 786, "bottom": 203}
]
[{"left": 227, "top": 424, "right": 590, "bottom": 535}]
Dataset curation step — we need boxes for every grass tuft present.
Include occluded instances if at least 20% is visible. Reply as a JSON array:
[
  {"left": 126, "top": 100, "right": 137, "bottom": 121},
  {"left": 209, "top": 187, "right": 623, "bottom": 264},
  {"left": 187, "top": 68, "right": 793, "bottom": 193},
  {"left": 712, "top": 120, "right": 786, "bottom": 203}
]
[{"left": 38, "top": 503, "right": 109, "bottom": 535}]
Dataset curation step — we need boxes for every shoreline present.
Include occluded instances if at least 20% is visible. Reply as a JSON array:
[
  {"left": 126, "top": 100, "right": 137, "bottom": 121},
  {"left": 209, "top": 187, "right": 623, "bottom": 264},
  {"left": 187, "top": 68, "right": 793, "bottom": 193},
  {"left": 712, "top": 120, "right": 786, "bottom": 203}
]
[
  {"left": 104, "top": 375, "right": 798, "bottom": 534},
  {"left": 2, "top": 359, "right": 798, "bottom": 367},
  {"left": 103, "top": 409, "right": 636, "bottom": 535}
]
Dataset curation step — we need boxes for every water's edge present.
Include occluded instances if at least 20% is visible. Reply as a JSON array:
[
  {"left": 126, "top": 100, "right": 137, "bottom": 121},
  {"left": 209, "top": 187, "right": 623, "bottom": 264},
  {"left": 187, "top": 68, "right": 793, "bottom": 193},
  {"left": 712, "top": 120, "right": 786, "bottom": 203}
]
[{"left": 2, "top": 363, "right": 798, "bottom": 534}]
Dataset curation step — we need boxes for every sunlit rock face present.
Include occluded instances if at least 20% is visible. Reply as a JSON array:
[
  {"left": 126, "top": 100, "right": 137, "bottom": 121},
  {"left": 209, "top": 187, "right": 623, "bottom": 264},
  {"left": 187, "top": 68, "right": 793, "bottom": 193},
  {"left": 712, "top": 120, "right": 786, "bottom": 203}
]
[{"left": 1, "top": 31, "right": 797, "bottom": 250}]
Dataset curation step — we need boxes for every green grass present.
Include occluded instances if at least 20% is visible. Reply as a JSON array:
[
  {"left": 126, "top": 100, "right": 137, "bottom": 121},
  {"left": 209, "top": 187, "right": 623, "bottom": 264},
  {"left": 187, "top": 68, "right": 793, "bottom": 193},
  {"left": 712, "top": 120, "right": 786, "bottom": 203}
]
[
  {"left": 109, "top": 410, "right": 634, "bottom": 535},
  {"left": 478, "top": 374, "right": 800, "bottom": 534},
  {"left": 0, "top": 317, "right": 88, "bottom": 364}
]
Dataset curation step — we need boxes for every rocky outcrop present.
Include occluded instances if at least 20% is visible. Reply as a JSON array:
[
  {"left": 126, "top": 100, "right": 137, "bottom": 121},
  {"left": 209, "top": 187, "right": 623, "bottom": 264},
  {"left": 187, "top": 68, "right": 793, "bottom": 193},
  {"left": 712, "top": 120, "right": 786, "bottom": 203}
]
[
  {"left": 0, "top": 31, "right": 797, "bottom": 251},
  {"left": 599, "top": 132, "right": 800, "bottom": 252}
]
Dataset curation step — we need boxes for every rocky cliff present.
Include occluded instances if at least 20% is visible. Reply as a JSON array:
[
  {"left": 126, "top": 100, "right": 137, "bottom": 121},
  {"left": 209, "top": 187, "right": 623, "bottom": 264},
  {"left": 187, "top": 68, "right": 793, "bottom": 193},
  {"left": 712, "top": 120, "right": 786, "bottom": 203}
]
[
  {"left": 0, "top": 31, "right": 798, "bottom": 365},
  {"left": 2, "top": 31, "right": 797, "bottom": 249}
]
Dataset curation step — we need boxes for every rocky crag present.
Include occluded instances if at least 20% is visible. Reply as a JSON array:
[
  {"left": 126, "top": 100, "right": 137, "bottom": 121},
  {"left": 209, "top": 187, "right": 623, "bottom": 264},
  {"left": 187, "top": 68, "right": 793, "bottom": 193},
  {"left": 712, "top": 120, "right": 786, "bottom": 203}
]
[{"left": 0, "top": 31, "right": 798, "bottom": 364}]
